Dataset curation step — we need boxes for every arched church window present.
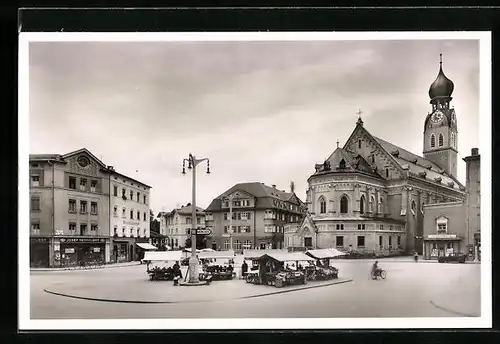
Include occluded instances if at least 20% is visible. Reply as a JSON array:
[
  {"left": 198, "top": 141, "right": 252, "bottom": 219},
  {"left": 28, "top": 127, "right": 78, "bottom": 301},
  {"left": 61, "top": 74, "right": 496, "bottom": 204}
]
[
  {"left": 451, "top": 132, "right": 456, "bottom": 148},
  {"left": 358, "top": 139, "right": 362, "bottom": 149},
  {"left": 360, "top": 195, "right": 366, "bottom": 214},
  {"left": 430, "top": 134, "right": 436, "bottom": 148},
  {"left": 385, "top": 168, "right": 389, "bottom": 178},
  {"left": 370, "top": 196, "right": 375, "bottom": 213},
  {"left": 438, "top": 133, "right": 444, "bottom": 147},
  {"left": 340, "top": 196, "right": 348, "bottom": 214},
  {"left": 339, "top": 159, "right": 346, "bottom": 169},
  {"left": 319, "top": 197, "right": 326, "bottom": 214}
]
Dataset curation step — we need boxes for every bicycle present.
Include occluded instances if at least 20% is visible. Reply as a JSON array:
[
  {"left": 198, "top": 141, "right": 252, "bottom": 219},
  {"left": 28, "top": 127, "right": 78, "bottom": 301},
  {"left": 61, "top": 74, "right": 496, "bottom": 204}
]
[{"left": 371, "top": 269, "right": 387, "bottom": 280}]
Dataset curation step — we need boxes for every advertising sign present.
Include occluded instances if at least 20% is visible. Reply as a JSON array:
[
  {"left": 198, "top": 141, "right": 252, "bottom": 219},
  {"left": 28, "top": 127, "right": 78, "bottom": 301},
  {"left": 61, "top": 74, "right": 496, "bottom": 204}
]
[
  {"left": 93, "top": 247, "right": 101, "bottom": 253},
  {"left": 60, "top": 237, "right": 106, "bottom": 243},
  {"left": 65, "top": 248, "right": 75, "bottom": 254}
]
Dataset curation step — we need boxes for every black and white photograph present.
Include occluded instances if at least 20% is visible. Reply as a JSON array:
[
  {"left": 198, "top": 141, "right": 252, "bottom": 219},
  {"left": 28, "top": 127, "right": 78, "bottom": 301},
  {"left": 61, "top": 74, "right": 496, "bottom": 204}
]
[{"left": 19, "top": 32, "right": 491, "bottom": 330}]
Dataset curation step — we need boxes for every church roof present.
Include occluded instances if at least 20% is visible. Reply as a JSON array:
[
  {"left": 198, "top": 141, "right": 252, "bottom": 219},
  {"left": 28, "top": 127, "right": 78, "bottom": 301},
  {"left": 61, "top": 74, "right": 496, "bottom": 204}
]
[
  {"left": 312, "top": 147, "right": 383, "bottom": 179},
  {"left": 373, "top": 136, "right": 464, "bottom": 189}
]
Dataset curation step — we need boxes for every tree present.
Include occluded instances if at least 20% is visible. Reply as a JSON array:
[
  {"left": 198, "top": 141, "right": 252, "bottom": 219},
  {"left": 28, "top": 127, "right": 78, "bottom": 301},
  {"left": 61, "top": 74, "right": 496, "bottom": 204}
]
[
  {"left": 184, "top": 235, "right": 207, "bottom": 250},
  {"left": 149, "top": 210, "right": 160, "bottom": 233}
]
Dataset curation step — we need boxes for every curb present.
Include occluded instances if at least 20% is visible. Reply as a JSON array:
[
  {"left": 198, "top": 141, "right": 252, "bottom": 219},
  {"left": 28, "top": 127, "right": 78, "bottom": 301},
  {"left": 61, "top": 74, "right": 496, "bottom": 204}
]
[
  {"left": 31, "top": 262, "right": 141, "bottom": 272},
  {"left": 429, "top": 300, "right": 480, "bottom": 317},
  {"left": 43, "top": 278, "right": 353, "bottom": 304}
]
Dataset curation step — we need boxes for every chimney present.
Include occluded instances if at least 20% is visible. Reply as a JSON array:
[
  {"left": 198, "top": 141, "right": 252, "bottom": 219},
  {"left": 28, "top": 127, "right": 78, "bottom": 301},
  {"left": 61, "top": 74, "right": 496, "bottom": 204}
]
[
  {"left": 471, "top": 148, "right": 479, "bottom": 156},
  {"left": 272, "top": 184, "right": 276, "bottom": 189},
  {"left": 107, "top": 165, "right": 114, "bottom": 171}
]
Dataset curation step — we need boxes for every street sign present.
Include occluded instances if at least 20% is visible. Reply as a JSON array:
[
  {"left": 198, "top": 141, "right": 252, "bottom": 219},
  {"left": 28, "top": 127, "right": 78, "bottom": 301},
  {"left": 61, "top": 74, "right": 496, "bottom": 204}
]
[{"left": 196, "top": 228, "right": 212, "bottom": 235}]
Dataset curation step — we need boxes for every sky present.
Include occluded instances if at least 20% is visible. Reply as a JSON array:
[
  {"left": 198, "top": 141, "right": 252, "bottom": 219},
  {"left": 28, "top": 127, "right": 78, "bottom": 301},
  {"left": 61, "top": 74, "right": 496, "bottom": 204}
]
[{"left": 28, "top": 38, "right": 480, "bottom": 215}]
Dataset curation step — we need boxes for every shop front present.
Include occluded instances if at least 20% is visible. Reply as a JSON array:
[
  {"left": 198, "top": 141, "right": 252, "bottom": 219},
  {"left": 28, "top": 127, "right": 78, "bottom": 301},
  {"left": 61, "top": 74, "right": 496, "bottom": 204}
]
[
  {"left": 112, "top": 238, "right": 135, "bottom": 262},
  {"left": 58, "top": 237, "right": 107, "bottom": 267},
  {"left": 423, "top": 234, "right": 463, "bottom": 260},
  {"left": 30, "top": 237, "right": 50, "bottom": 268}
]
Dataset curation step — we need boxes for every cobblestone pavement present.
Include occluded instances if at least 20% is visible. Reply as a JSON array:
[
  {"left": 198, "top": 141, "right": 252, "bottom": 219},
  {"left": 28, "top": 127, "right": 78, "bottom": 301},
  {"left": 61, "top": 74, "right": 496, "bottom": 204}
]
[{"left": 29, "top": 259, "right": 481, "bottom": 319}]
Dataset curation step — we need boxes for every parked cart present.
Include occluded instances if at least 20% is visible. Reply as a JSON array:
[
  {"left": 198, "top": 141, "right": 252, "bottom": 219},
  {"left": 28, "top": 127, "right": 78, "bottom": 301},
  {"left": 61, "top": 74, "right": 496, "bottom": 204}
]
[
  {"left": 305, "top": 248, "right": 344, "bottom": 280},
  {"left": 199, "top": 250, "right": 236, "bottom": 280},
  {"left": 247, "top": 252, "right": 316, "bottom": 288},
  {"left": 142, "top": 251, "right": 184, "bottom": 281}
]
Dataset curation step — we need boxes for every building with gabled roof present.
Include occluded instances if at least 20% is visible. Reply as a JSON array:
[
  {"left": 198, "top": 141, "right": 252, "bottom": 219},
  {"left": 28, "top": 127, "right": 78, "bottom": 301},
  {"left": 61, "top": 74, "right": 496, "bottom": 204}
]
[
  {"left": 158, "top": 203, "right": 206, "bottom": 250},
  {"left": 29, "top": 148, "right": 152, "bottom": 267},
  {"left": 205, "top": 182, "right": 307, "bottom": 251}
]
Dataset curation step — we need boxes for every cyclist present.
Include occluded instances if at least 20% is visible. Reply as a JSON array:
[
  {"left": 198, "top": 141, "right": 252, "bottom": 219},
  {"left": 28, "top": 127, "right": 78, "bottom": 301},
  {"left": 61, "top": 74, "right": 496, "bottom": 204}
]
[{"left": 371, "top": 261, "right": 382, "bottom": 278}]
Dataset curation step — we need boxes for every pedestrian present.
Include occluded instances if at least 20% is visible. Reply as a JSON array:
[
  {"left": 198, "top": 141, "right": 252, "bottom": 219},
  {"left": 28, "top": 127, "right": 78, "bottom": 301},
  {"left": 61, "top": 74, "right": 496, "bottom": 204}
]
[
  {"left": 173, "top": 261, "right": 182, "bottom": 286},
  {"left": 241, "top": 260, "right": 248, "bottom": 279},
  {"left": 414, "top": 251, "right": 419, "bottom": 263}
]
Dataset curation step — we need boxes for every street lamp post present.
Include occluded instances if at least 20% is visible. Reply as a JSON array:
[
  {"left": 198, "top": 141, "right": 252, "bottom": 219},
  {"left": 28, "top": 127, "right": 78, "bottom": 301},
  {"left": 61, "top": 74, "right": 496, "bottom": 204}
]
[{"left": 181, "top": 153, "right": 210, "bottom": 285}]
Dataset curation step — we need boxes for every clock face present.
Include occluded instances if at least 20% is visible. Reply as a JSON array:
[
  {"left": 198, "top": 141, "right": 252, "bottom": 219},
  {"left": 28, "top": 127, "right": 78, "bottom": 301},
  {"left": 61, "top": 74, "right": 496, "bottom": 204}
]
[{"left": 431, "top": 110, "right": 444, "bottom": 123}]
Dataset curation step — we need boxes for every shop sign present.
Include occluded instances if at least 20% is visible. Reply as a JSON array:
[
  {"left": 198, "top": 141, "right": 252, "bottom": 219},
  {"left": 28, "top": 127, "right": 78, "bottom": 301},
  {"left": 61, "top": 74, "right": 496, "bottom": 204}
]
[
  {"left": 124, "top": 220, "right": 140, "bottom": 226},
  {"left": 65, "top": 248, "right": 75, "bottom": 254},
  {"left": 54, "top": 243, "right": 60, "bottom": 251},
  {"left": 93, "top": 247, "right": 101, "bottom": 253},
  {"left": 30, "top": 237, "right": 49, "bottom": 243},
  {"left": 60, "top": 237, "right": 106, "bottom": 243},
  {"left": 55, "top": 229, "right": 64, "bottom": 236},
  {"left": 428, "top": 234, "right": 457, "bottom": 239},
  {"left": 195, "top": 228, "right": 212, "bottom": 235}
]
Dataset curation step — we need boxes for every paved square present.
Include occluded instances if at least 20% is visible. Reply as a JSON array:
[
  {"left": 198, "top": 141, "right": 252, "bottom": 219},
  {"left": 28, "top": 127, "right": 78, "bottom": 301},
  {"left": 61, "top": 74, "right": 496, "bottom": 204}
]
[{"left": 29, "top": 258, "right": 481, "bottom": 319}]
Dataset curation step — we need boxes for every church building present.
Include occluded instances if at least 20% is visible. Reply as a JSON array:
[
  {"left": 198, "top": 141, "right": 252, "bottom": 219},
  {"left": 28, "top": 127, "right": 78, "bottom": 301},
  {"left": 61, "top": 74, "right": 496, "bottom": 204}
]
[{"left": 285, "top": 55, "right": 467, "bottom": 256}]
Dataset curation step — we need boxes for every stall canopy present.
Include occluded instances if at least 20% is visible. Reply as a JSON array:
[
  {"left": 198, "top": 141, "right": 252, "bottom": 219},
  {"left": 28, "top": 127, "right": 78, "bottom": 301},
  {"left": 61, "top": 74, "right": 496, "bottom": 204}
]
[
  {"left": 243, "top": 249, "right": 288, "bottom": 259},
  {"left": 183, "top": 248, "right": 201, "bottom": 253},
  {"left": 142, "top": 251, "right": 183, "bottom": 262},
  {"left": 258, "top": 252, "right": 315, "bottom": 262},
  {"left": 136, "top": 243, "right": 158, "bottom": 250},
  {"left": 306, "top": 248, "right": 347, "bottom": 259},
  {"left": 199, "top": 250, "right": 235, "bottom": 260}
]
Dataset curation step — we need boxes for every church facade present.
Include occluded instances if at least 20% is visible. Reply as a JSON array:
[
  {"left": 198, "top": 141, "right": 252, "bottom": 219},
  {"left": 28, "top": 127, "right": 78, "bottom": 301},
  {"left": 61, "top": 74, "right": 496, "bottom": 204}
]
[{"left": 285, "top": 56, "right": 467, "bottom": 256}]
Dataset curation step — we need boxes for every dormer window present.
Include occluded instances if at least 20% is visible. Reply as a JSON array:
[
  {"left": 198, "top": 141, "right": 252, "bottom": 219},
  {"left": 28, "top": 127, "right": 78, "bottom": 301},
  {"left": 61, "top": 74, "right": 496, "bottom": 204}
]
[{"left": 434, "top": 177, "right": 442, "bottom": 183}]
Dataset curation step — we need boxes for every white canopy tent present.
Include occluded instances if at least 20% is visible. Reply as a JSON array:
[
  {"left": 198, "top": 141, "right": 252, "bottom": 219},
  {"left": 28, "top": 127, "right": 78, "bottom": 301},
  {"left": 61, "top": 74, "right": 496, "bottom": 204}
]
[
  {"left": 142, "top": 251, "right": 183, "bottom": 262},
  {"left": 135, "top": 243, "right": 158, "bottom": 251},
  {"left": 306, "top": 248, "right": 347, "bottom": 259},
  {"left": 198, "top": 250, "right": 235, "bottom": 260}
]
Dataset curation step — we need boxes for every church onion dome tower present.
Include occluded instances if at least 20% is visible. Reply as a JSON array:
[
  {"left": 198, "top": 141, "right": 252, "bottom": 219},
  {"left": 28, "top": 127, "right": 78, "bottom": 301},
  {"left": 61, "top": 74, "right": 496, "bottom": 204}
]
[{"left": 428, "top": 53, "right": 454, "bottom": 104}]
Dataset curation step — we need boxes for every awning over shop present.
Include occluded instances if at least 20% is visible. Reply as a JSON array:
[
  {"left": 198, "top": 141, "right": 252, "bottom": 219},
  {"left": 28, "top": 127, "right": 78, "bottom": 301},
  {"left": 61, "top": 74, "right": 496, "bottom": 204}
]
[
  {"left": 306, "top": 248, "right": 346, "bottom": 259},
  {"left": 199, "top": 250, "right": 235, "bottom": 260},
  {"left": 136, "top": 243, "right": 158, "bottom": 250},
  {"left": 259, "top": 252, "right": 315, "bottom": 262},
  {"left": 142, "top": 251, "right": 183, "bottom": 262}
]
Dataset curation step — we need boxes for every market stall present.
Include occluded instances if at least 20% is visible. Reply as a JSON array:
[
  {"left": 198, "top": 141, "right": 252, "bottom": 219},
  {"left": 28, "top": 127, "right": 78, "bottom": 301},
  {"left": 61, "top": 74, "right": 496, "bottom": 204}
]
[
  {"left": 199, "top": 250, "right": 236, "bottom": 280},
  {"left": 247, "top": 252, "right": 316, "bottom": 288},
  {"left": 305, "top": 248, "right": 344, "bottom": 280},
  {"left": 142, "top": 251, "right": 183, "bottom": 281}
]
